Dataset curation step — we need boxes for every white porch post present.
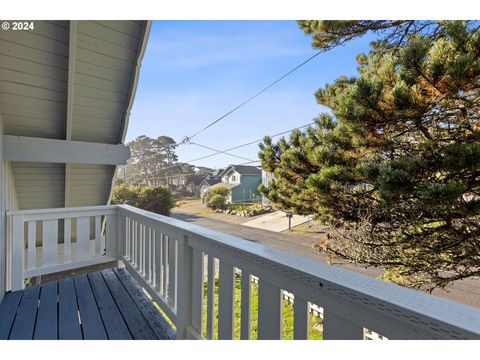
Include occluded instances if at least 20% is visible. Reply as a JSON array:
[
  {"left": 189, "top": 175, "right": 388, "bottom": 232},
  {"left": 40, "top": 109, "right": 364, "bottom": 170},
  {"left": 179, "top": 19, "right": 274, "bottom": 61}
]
[
  {"left": 116, "top": 209, "right": 126, "bottom": 263},
  {"left": 10, "top": 214, "right": 24, "bottom": 291}
]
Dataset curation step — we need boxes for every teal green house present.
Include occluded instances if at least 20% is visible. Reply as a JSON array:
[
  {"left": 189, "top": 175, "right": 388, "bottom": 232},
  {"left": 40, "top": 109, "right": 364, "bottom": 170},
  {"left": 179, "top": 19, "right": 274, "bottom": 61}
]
[{"left": 218, "top": 165, "right": 262, "bottom": 203}]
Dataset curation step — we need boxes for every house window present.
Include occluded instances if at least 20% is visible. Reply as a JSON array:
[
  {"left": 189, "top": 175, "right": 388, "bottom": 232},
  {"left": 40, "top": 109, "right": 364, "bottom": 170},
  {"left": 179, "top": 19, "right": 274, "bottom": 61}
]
[{"left": 231, "top": 175, "right": 236, "bottom": 182}]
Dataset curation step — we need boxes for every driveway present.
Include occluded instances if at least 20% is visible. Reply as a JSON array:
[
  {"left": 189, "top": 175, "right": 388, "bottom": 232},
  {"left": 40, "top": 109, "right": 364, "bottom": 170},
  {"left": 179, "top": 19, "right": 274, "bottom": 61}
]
[
  {"left": 242, "top": 211, "right": 311, "bottom": 232},
  {"left": 171, "top": 200, "right": 480, "bottom": 308}
]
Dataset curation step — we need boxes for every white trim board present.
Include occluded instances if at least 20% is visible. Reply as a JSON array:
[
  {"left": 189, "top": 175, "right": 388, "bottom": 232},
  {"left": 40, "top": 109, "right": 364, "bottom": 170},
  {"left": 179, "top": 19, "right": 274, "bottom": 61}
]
[{"left": 3, "top": 135, "right": 130, "bottom": 165}]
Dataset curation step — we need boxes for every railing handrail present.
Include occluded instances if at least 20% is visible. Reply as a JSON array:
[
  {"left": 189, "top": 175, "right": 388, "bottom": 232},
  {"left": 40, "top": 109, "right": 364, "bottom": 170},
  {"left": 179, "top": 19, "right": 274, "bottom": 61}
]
[
  {"left": 6, "top": 204, "right": 117, "bottom": 217},
  {"left": 118, "top": 204, "right": 480, "bottom": 339}
]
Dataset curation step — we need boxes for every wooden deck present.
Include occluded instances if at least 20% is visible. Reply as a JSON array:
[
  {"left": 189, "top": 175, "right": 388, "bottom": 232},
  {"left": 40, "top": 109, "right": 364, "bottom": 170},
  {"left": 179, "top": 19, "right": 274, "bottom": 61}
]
[{"left": 0, "top": 268, "right": 176, "bottom": 340}]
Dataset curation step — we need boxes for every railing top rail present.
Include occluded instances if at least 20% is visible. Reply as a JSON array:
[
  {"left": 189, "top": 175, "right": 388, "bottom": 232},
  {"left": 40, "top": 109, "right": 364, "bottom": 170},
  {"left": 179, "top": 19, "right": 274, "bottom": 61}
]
[
  {"left": 119, "top": 204, "right": 480, "bottom": 338},
  {"left": 6, "top": 205, "right": 118, "bottom": 217}
]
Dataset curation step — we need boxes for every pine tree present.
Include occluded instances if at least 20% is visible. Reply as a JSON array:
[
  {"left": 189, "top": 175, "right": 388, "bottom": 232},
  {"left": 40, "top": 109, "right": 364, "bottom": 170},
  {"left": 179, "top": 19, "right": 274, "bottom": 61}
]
[{"left": 259, "top": 21, "right": 480, "bottom": 290}]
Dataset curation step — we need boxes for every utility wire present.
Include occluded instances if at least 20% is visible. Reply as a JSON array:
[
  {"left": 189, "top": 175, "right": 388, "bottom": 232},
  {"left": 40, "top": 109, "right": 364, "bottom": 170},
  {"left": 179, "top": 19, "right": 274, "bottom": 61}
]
[
  {"left": 181, "top": 50, "right": 324, "bottom": 143},
  {"left": 189, "top": 142, "right": 257, "bottom": 163},
  {"left": 139, "top": 121, "right": 316, "bottom": 175},
  {"left": 185, "top": 121, "right": 316, "bottom": 163},
  {"left": 237, "top": 160, "right": 260, "bottom": 165}
]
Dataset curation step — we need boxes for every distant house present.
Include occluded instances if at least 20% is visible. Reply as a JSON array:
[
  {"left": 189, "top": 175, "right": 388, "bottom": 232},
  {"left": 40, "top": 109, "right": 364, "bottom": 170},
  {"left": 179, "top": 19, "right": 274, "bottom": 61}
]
[
  {"left": 185, "top": 174, "right": 207, "bottom": 194},
  {"left": 218, "top": 165, "right": 262, "bottom": 203},
  {"left": 186, "top": 169, "right": 223, "bottom": 195},
  {"left": 199, "top": 175, "right": 222, "bottom": 195}
]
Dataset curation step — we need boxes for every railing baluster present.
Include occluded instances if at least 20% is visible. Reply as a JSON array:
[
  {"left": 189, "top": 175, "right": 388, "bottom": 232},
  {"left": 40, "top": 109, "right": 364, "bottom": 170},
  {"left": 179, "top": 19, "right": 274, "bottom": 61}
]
[
  {"left": 162, "top": 233, "right": 168, "bottom": 296},
  {"left": 176, "top": 234, "right": 193, "bottom": 340},
  {"left": 144, "top": 227, "right": 151, "bottom": 281},
  {"left": 64, "top": 218, "right": 71, "bottom": 263},
  {"left": 42, "top": 219, "right": 59, "bottom": 267},
  {"left": 258, "top": 279, "right": 282, "bottom": 339},
  {"left": 131, "top": 220, "right": 135, "bottom": 266},
  {"left": 293, "top": 297, "right": 309, "bottom": 340},
  {"left": 206, "top": 255, "right": 216, "bottom": 340},
  {"left": 154, "top": 231, "right": 162, "bottom": 293},
  {"left": 76, "top": 216, "right": 90, "bottom": 261},
  {"left": 323, "top": 310, "right": 364, "bottom": 340},
  {"left": 168, "top": 236, "right": 177, "bottom": 310},
  {"left": 141, "top": 225, "right": 146, "bottom": 274},
  {"left": 130, "top": 219, "right": 136, "bottom": 266},
  {"left": 94, "top": 215, "right": 101, "bottom": 256},
  {"left": 127, "top": 218, "right": 132, "bottom": 261},
  {"left": 27, "top": 221, "right": 36, "bottom": 270},
  {"left": 136, "top": 221, "right": 141, "bottom": 269},
  {"left": 124, "top": 217, "right": 129, "bottom": 259},
  {"left": 139, "top": 223, "right": 143, "bottom": 270},
  {"left": 218, "top": 261, "right": 235, "bottom": 340},
  {"left": 240, "top": 270, "right": 251, "bottom": 340},
  {"left": 191, "top": 248, "right": 204, "bottom": 336}
]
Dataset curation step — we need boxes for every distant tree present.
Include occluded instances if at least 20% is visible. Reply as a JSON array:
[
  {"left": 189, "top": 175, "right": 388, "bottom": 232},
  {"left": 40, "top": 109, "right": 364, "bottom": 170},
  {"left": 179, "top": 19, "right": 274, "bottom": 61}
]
[
  {"left": 260, "top": 21, "right": 480, "bottom": 290},
  {"left": 120, "top": 135, "right": 188, "bottom": 186},
  {"left": 127, "top": 135, "right": 160, "bottom": 185}
]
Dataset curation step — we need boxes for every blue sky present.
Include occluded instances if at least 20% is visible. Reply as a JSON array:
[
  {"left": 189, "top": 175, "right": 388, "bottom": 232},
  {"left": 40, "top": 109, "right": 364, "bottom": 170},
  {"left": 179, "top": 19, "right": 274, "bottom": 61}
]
[{"left": 127, "top": 21, "right": 374, "bottom": 169}]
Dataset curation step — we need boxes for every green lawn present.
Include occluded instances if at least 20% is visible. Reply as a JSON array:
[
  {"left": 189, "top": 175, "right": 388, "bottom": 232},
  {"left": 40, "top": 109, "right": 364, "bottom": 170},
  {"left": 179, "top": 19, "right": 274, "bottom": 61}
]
[
  {"left": 150, "top": 274, "right": 323, "bottom": 340},
  {"left": 202, "top": 275, "right": 323, "bottom": 340}
]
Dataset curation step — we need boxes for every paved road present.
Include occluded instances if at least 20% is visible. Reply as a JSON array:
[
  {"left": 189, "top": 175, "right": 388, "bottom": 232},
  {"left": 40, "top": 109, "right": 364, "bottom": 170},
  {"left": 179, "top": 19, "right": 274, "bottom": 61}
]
[{"left": 171, "top": 205, "right": 480, "bottom": 308}]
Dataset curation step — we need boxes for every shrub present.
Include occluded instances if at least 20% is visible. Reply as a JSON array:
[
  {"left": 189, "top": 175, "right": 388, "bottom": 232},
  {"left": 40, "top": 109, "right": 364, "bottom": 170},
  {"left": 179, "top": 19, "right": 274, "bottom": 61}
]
[
  {"left": 207, "top": 194, "right": 226, "bottom": 210},
  {"left": 111, "top": 184, "right": 175, "bottom": 216},
  {"left": 111, "top": 183, "right": 140, "bottom": 205},
  {"left": 138, "top": 186, "right": 175, "bottom": 216},
  {"left": 202, "top": 185, "right": 230, "bottom": 205}
]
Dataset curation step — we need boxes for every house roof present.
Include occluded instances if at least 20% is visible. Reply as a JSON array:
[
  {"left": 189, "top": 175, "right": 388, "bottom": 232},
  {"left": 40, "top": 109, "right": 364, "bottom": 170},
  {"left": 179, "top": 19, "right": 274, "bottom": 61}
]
[
  {"left": 186, "top": 174, "right": 207, "bottom": 186},
  {"left": 199, "top": 177, "right": 222, "bottom": 187},
  {"left": 220, "top": 165, "right": 261, "bottom": 177},
  {"left": 211, "top": 168, "right": 224, "bottom": 177},
  {"left": 213, "top": 182, "right": 240, "bottom": 190},
  {"left": 204, "top": 177, "right": 222, "bottom": 186}
]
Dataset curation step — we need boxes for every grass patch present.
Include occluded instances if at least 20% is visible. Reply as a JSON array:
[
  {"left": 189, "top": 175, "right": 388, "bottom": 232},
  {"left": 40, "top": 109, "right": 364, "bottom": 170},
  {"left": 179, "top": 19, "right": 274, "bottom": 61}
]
[{"left": 203, "top": 274, "right": 322, "bottom": 340}]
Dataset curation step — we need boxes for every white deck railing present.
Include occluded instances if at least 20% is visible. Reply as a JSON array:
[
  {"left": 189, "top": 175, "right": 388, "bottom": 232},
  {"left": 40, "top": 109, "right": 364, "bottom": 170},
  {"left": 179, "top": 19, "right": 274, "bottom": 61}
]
[
  {"left": 7, "top": 205, "right": 118, "bottom": 291},
  {"left": 6, "top": 205, "right": 480, "bottom": 340}
]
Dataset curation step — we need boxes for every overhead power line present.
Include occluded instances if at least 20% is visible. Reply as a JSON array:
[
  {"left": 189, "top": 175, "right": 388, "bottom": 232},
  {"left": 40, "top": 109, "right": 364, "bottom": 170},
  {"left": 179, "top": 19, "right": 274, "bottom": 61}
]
[
  {"left": 189, "top": 142, "right": 257, "bottom": 163},
  {"left": 181, "top": 50, "right": 324, "bottom": 143},
  {"left": 143, "top": 121, "right": 316, "bottom": 175},
  {"left": 126, "top": 121, "right": 317, "bottom": 177},
  {"left": 185, "top": 121, "right": 316, "bottom": 163}
]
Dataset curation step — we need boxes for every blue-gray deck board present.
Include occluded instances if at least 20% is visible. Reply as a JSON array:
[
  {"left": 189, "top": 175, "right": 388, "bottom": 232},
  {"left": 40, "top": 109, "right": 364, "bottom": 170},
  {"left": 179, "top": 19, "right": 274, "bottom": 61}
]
[
  {"left": 74, "top": 274, "right": 108, "bottom": 340},
  {"left": 9, "top": 285, "right": 41, "bottom": 340},
  {"left": 114, "top": 267, "right": 176, "bottom": 339},
  {"left": 34, "top": 280, "right": 58, "bottom": 339},
  {"left": 101, "top": 269, "right": 157, "bottom": 340},
  {"left": 88, "top": 271, "right": 133, "bottom": 340},
  {"left": 0, "top": 268, "right": 174, "bottom": 340},
  {"left": 0, "top": 290, "right": 23, "bottom": 339},
  {"left": 58, "top": 278, "right": 82, "bottom": 340}
]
